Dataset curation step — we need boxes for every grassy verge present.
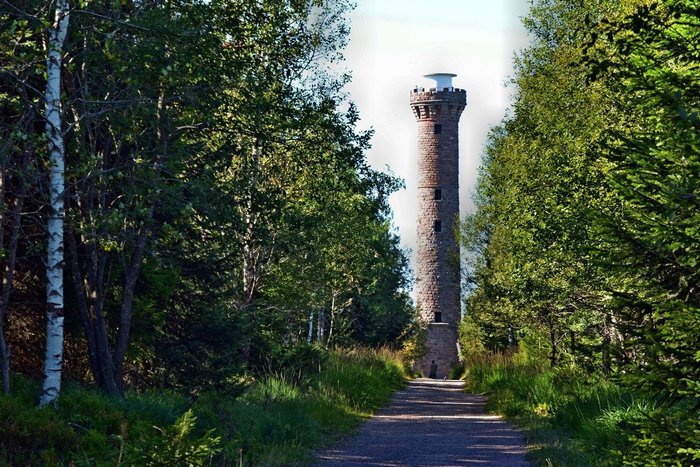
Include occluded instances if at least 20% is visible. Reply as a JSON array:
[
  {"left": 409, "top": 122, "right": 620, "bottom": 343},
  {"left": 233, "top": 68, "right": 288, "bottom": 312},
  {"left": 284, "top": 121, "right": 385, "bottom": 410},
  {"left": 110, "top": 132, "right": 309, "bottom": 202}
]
[
  {"left": 0, "top": 346, "right": 407, "bottom": 466},
  {"left": 462, "top": 351, "right": 649, "bottom": 466}
]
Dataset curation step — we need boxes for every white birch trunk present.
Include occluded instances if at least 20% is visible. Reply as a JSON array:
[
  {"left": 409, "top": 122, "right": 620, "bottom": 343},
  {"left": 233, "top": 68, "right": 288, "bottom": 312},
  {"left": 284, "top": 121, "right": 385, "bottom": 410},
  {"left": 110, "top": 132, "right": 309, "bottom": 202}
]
[
  {"left": 40, "top": 0, "right": 69, "bottom": 407},
  {"left": 307, "top": 310, "right": 314, "bottom": 344},
  {"left": 326, "top": 293, "right": 336, "bottom": 347},
  {"left": 317, "top": 309, "right": 324, "bottom": 344}
]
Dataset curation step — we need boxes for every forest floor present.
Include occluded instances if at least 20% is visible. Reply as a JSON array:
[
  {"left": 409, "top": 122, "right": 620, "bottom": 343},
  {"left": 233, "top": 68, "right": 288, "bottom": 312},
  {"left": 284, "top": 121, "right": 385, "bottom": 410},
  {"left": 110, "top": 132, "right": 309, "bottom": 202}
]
[{"left": 314, "top": 378, "right": 531, "bottom": 466}]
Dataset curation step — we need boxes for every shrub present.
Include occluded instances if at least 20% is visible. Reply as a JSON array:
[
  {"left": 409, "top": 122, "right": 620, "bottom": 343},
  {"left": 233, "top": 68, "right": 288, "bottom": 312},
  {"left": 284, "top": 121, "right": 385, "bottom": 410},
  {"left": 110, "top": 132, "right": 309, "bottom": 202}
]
[
  {"left": 458, "top": 315, "right": 486, "bottom": 361},
  {"left": 0, "top": 396, "right": 79, "bottom": 465},
  {"left": 400, "top": 320, "right": 427, "bottom": 376},
  {"left": 128, "top": 409, "right": 221, "bottom": 466},
  {"left": 623, "top": 406, "right": 700, "bottom": 466}
]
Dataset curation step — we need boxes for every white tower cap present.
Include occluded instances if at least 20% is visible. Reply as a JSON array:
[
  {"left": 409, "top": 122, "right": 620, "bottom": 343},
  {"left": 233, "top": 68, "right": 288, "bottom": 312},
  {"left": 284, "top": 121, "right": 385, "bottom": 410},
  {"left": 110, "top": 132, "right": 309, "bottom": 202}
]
[{"left": 424, "top": 73, "right": 457, "bottom": 91}]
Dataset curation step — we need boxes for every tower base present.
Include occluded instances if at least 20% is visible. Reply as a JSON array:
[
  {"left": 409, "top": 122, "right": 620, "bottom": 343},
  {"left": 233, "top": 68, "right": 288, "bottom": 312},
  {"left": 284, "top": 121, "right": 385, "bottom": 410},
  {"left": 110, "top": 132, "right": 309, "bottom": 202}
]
[{"left": 416, "top": 322, "right": 459, "bottom": 379}]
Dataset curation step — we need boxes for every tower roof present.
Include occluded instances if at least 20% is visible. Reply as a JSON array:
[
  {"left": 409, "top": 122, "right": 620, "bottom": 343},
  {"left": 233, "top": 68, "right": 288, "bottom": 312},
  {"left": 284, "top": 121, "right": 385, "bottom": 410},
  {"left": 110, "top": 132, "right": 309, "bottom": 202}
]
[{"left": 424, "top": 73, "right": 457, "bottom": 91}]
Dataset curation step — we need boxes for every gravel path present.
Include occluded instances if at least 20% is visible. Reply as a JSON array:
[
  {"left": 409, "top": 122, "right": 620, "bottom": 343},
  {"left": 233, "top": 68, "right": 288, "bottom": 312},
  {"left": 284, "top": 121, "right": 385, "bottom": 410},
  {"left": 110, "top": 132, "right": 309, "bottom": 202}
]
[{"left": 315, "top": 379, "right": 530, "bottom": 466}]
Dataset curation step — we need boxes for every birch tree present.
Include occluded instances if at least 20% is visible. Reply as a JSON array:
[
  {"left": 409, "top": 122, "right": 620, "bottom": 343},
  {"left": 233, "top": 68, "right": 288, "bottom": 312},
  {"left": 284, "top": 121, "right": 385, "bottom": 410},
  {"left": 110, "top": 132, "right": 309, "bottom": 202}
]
[{"left": 40, "top": 0, "right": 69, "bottom": 406}]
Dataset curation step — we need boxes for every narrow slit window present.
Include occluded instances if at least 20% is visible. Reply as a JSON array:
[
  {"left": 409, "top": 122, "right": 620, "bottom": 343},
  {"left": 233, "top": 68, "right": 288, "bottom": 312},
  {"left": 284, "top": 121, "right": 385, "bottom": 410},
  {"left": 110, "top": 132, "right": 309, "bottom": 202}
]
[
  {"left": 434, "top": 189, "right": 442, "bottom": 200},
  {"left": 434, "top": 220, "right": 442, "bottom": 233},
  {"left": 434, "top": 312, "right": 442, "bottom": 323},
  {"left": 434, "top": 124, "right": 442, "bottom": 134}
]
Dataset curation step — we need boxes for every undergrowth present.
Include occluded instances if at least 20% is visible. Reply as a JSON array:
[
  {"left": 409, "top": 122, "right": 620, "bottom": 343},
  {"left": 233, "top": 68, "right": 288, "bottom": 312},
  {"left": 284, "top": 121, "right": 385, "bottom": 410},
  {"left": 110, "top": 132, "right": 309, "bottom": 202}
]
[
  {"left": 0, "top": 346, "right": 407, "bottom": 466},
  {"left": 462, "top": 351, "right": 649, "bottom": 466}
]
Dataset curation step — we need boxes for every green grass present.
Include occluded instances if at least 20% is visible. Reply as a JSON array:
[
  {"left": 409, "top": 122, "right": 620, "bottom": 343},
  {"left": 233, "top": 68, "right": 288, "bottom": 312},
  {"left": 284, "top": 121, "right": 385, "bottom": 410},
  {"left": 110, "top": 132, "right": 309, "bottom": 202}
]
[
  {"left": 0, "top": 346, "right": 407, "bottom": 466},
  {"left": 462, "top": 351, "right": 649, "bottom": 466}
]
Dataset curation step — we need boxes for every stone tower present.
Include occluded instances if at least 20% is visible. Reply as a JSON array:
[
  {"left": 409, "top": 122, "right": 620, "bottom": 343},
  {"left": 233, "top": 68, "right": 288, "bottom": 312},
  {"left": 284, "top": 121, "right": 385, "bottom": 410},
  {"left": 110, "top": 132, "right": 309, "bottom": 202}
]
[{"left": 410, "top": 73, "right": 466, "bottom": 378}]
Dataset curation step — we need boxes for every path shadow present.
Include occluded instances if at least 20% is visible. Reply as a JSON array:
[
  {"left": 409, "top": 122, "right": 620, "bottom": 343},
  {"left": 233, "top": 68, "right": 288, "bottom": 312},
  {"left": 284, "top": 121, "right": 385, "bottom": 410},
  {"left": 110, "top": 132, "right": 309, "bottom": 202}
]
[{"left": 315, "top": 379, "right": 530, "bottom": 466}]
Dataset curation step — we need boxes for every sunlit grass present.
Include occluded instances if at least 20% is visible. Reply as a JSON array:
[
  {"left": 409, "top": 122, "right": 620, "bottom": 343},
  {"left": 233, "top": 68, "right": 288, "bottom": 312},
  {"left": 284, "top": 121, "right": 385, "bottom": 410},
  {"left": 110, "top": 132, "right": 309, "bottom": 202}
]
[
  {"left": 0, "top": 346, "right": 408, "bottom": 465},
  {"left": 194, "top": 346, "right": 407, "bottom": 464},
  {"left": 462, "top": 351, "right": 647, "bottom": 466}
]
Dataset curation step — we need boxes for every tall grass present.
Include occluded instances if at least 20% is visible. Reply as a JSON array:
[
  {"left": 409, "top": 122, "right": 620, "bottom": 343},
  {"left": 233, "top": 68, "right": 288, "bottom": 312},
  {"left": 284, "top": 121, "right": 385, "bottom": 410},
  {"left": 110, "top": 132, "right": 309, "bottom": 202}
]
[
  {"left": 463, "top": 351, "right": 649, "bottom": 466},
  {"left": 0, "top": 346, "right": 407, "bottom": 466},
  {"left": 195, "top": 346, "right": 407, "bottom": 465}
]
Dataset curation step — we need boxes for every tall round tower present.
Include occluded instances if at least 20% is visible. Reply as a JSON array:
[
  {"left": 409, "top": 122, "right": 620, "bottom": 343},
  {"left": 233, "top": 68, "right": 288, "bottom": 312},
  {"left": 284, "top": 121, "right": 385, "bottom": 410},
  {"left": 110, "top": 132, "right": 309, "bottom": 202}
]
[{"left": 410, "top": 73, "right": 466, "bottom": 378}]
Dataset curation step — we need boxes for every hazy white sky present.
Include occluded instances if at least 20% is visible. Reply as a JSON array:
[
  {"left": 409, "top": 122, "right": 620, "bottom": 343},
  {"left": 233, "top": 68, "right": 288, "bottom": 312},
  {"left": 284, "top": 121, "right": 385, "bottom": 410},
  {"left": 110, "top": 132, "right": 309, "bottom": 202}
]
[{"left": 343, "top": 0, "right": 531, "bottom": 276}]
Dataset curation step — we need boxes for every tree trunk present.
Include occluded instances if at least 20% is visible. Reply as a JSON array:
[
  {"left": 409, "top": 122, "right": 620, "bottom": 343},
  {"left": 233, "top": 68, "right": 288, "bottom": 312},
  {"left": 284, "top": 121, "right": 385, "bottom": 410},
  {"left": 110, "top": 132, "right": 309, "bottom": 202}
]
[
  {"left": 40, "top": 0, "right": 70, "bottom": 406},
  {"left": 68, "top": 226, "right": 123, "bottom": 394},
  {"left": 507, "top": 323, "right": 517, "bottom": 347},
  {"left": 0, "top": 154, "right": 29, "bottom": 394},
  {"left": 326, "top": 293, "right": 337, "bottom": 347},
  {"left": 307, "top": 310, "right": 314, "bottom": 344},
  {"left": 602, "top": 311, "right": 611, "bottom": 376},
  {"left": 317, "top": 308, "right": 325, "bottom": 344},
  {"left": 0, "top": 341, "right": 9, "bottom": 396},
  {"left": 83, "top": 89, "right": 163, "bottom": 396},
  {"left": 66, "top": 231, "right": 100, "bottom": 385},
  {"left": 112, "top": 232, "right": 148, "bottom": 394},
  {"left": 107, "top": 88, "right": 170, "bottom": 393},
  {"left": 0, "top": 163, "right": 6, "bottom": 395},
  {"left": 90, "top": 247, "right": 119, "bottom": 395},
  {"left": 549, "top": 326, "right": 557, "bottom": 368},
  {"left": 242, "top": 146, "right": 262, "bottom": 306}
]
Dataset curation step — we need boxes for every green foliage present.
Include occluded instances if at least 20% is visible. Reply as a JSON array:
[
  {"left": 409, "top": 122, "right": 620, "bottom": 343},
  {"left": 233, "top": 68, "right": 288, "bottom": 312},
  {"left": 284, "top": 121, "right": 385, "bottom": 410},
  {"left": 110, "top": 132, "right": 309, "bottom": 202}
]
[
  {"left": 623, "top": 405, "right": 700, "bottom": 467},
  {"left": 317, "top": 347, "right": 406, "bottom": 413},
  {"left": 279, "top": 344, "right": 329, "bottom": 376},
  {"left": 458, "top": 314, "right": 486, "bottom": 360},
  {"left": 1, "top": 0, "right": 414, "bottom": 398},
  {"left": 0, "top": 395, "right": 79, "bottom": 465},
  {"left": 178, "top": 347, "right": 406, "bottom": 465},
  {"left": 462, "top": 0, "right": 699, "bottom": 462},
  {"left": 130, "top": 410, "right": 221, "bottom": 466},
  {"left": 464, "top": 351, "right": 644, "bottom": 466},
  {"left": 0, "top": 377, "right": 186, "bottom": 465},
  {"left": 0, "top": 348, "right": 407, "bottom": 465},
  {"left": 399, "top": 318, "right": 428, "bottom": 376},
  {"left": 587, "top": 1, "right": 700, "bottom": 461}
]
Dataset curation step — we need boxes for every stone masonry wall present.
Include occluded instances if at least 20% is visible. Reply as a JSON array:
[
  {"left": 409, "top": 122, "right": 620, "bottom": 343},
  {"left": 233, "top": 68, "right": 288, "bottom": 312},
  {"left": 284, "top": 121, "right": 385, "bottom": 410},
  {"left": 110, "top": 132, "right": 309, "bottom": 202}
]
[{"left": 410, "top": 87, "right": 466, "bottom": 378}]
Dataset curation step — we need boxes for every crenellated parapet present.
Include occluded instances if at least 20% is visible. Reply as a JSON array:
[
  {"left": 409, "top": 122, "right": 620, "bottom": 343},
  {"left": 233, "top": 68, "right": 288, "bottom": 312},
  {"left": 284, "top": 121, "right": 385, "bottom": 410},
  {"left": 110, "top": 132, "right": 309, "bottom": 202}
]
[{"left": 409, "top": 88, "right": 467, "bottom": 121}]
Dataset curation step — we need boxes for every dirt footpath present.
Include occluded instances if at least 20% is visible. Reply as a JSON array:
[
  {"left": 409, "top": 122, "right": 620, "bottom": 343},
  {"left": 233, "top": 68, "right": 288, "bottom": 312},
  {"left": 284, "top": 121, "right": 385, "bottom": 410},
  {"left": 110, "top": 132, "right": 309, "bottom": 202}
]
[{"left": 315, "top": 379, "right": 530, "bottom": 466}]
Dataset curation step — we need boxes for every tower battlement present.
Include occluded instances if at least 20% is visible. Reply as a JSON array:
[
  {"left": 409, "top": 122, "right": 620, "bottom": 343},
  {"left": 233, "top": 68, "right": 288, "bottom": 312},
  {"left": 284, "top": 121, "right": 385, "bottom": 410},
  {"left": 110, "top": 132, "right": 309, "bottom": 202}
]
[
  {"left": 410, "top": 87, "right": 467, "bottom": 97},
  {"left": 410, "top": 89, "right": 467, "bottom": 121}
]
